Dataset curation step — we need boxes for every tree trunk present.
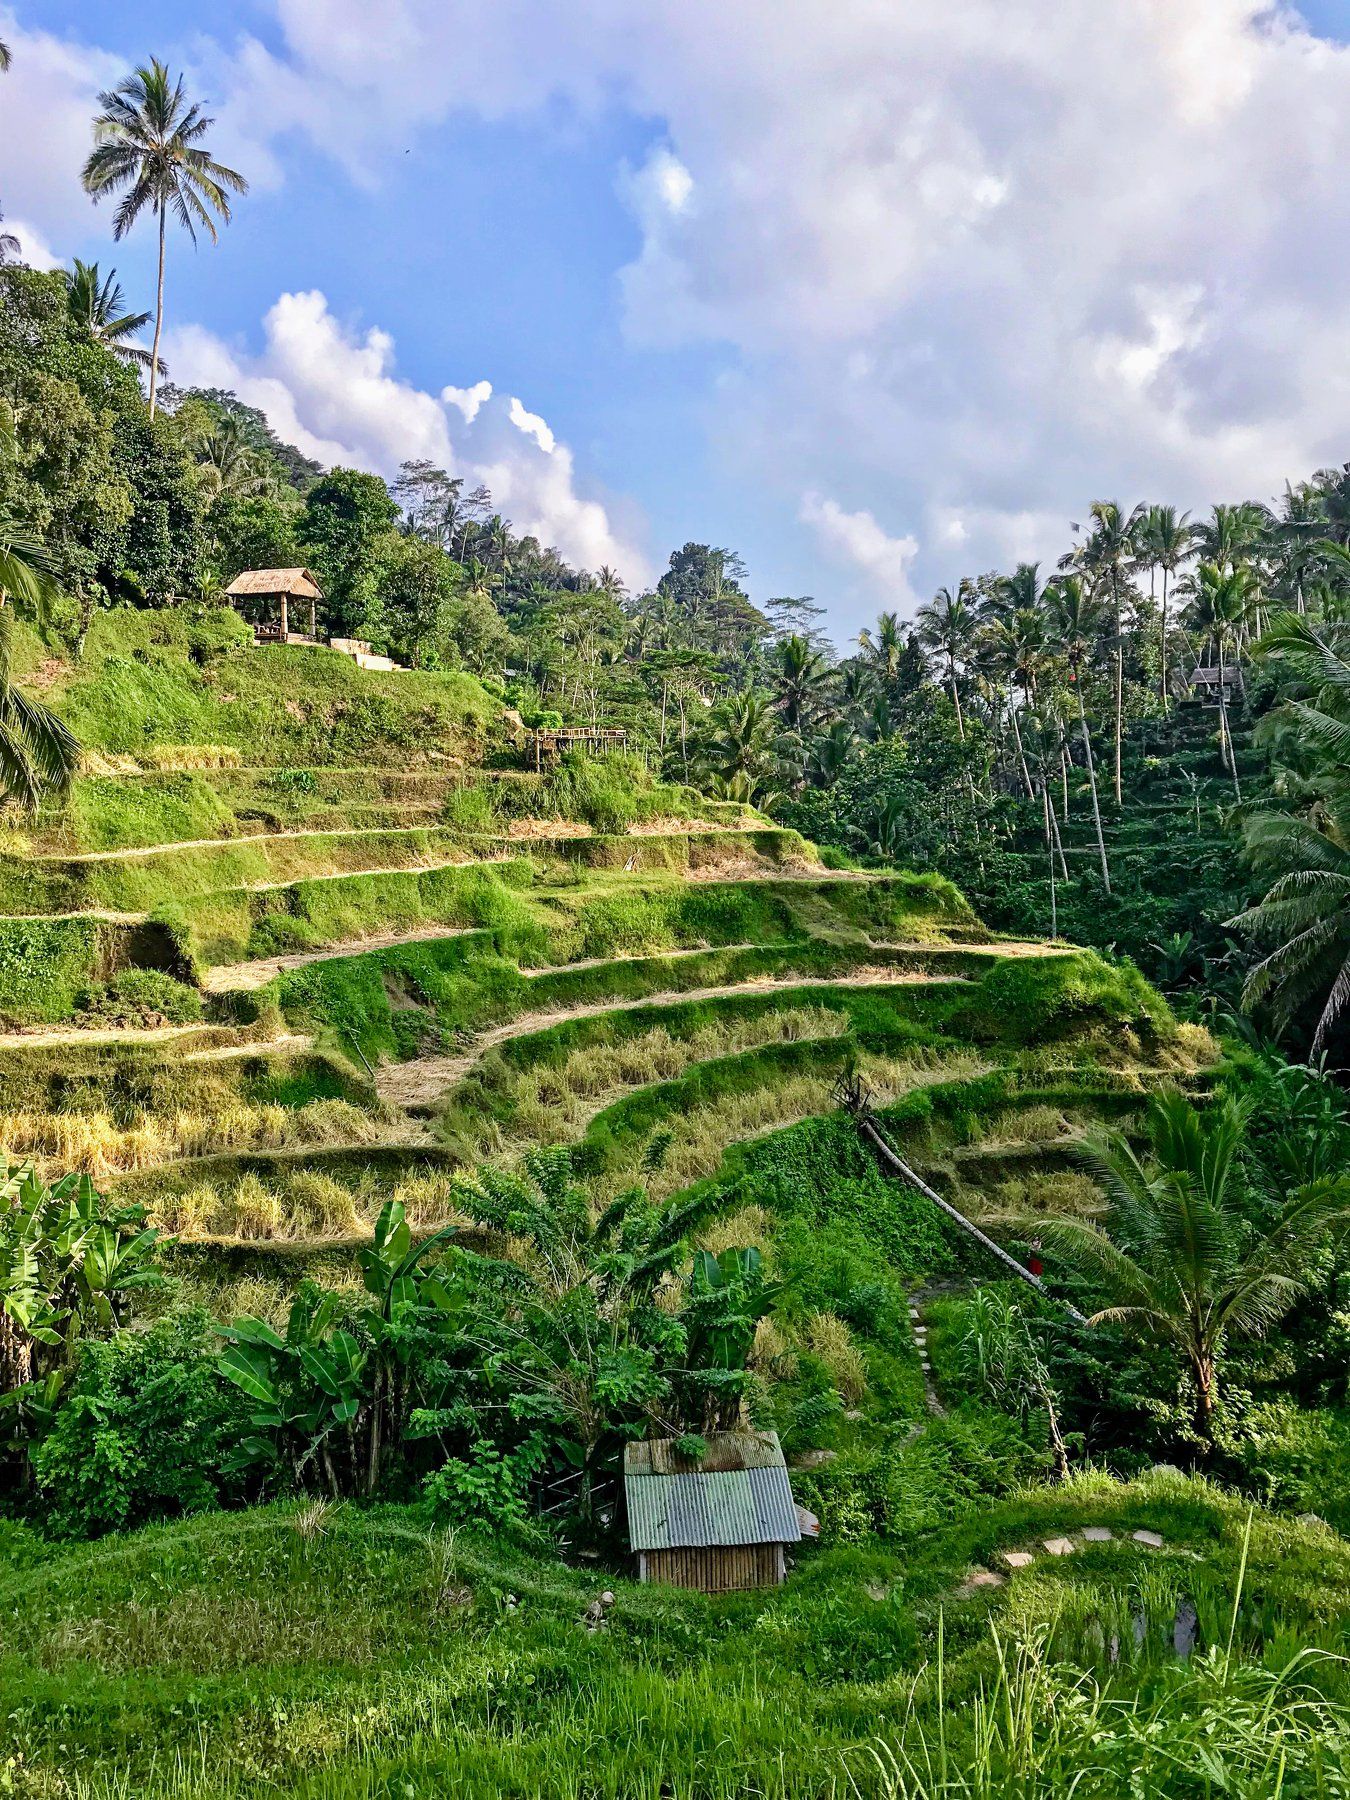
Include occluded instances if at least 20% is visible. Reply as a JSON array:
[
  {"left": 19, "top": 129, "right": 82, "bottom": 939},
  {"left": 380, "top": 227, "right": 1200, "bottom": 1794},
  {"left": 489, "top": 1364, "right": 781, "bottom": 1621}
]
[
  {"left": 1009, "top": 698, "right": 1035, "bottom": 799},
  {"left": 0, "top": 1310, "right": 32, "bottom": 1394},
  {"left": 950, "top": 665, "right": 965, "bottom": 742},
  {"left": 853, "top": 1114, "right": 1086, "bottom": 1324},
  {"left": 1191, "top": 1350, "right": 1217, "bottom": 1448},
  {"left": 1160, "top": 568, "right": 1170, "bottom": 714},
  {"left": 1077, "top": 683, "right": 1111, "bottom": 893},
  {"left": 148, "top": 204, "right": 167, "bottom": 419},
  {"left": 1042, "top": 782, "right": 1058, "bottom": 938},
  {"left": 1113, "top": 637, "right": 1124, "bottom": 808}
]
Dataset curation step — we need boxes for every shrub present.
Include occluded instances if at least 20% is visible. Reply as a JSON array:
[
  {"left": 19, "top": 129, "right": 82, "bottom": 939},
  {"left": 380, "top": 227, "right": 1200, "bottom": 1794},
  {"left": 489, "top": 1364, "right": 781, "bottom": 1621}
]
[
  {"left": 805, "top": 1313, "right": 868, "bottom": 1405},
  {"left": 30, "top": 1311, "right": 250, "bottom": 1538},
  {"left": 77, "top": 967, "right": 203, "bottom": 1026},
  {"left": 423, "top": 1439, "right": 546, "bottom": 1534}
]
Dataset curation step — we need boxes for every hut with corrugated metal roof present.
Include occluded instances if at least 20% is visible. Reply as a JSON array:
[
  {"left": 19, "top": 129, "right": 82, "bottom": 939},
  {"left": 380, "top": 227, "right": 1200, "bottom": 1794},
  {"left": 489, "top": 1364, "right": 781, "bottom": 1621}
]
[
  {"left": 224, "top": 568, "right": 324, "bottom": 644},
  {"left": 623, "top": 1430, "right": 806, "bottom": 1591}
]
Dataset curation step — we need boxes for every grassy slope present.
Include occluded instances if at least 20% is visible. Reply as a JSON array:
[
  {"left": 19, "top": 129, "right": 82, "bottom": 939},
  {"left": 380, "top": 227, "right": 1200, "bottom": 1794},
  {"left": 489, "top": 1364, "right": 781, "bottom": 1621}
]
[
  {"left": 2, "top": 1476, "right": 1345, "bottom": 1797},
  {"left": 14, "top": 607, "right": 499, "bottom": 766}
]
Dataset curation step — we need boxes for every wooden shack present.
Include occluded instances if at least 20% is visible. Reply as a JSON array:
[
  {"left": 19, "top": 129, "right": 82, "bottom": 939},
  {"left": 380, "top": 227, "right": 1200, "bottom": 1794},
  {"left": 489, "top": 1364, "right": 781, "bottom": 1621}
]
[
  {"left": 623, "top": 1431, "right": 804, "bottom": 1592},
  {"left": 530, "top": 726, "right": 627, "bottom": 772},
  {"left": 225, "top": 568, "right": 324, "bottom": 644}
]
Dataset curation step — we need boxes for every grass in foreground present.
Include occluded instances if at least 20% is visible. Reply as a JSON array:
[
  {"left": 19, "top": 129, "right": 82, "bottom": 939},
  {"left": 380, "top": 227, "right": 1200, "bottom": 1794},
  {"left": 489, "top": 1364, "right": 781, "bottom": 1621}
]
[{"left": 2, "top": 1475, "right": 1346, "bottom": 1798}]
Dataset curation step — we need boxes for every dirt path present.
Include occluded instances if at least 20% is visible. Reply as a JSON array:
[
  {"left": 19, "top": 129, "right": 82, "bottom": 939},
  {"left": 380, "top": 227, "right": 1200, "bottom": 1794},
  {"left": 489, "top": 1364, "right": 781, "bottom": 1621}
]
[
  {"left": 374, "top": 970, "right": 969, "bottom": 1111},
  {"left": 0, "top": 1029, "right": 275, "bottom": 1051},
  {"left": 202, "top": 925, "right": 484, "bottom": 993}
]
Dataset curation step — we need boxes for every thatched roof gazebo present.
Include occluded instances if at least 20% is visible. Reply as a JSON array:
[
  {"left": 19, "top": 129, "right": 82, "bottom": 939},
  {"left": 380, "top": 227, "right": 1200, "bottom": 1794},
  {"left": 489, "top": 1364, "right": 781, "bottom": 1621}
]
[{"left": 224, "top": 568, "right": 324, "bottom": 644}]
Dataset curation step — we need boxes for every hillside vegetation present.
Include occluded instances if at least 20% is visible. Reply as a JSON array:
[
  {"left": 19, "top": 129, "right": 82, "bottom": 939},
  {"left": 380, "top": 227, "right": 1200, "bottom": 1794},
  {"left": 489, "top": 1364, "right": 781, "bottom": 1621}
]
[{"left": 2, "top": 225, "right": 1350, "bottom": 1799}]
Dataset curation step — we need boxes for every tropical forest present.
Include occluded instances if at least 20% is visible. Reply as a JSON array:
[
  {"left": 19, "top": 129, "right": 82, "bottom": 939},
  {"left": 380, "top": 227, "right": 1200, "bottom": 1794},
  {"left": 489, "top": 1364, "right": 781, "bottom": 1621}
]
[{"left": 3, "top": 23, "right": 1350, "bottom": 1800}]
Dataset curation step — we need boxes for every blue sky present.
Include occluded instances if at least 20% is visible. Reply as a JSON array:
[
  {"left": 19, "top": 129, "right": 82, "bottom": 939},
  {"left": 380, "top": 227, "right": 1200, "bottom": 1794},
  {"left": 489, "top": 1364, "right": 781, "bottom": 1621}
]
[{"left": 6, "top": 2, "right": 1350, "bottom": 647}]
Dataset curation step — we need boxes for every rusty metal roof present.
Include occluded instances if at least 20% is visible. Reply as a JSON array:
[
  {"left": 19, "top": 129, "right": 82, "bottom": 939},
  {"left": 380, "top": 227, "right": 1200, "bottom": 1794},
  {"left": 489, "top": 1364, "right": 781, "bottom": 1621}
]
[{"left": 624, "top": 1432, "right": 801, "bottom": 1551}]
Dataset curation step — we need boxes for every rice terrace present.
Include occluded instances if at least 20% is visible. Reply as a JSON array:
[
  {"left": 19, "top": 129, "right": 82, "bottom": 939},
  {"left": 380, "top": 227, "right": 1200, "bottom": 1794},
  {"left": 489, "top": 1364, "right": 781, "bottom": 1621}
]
[{"left": 3, "top": 6, "right": 1350, "bottom": 1797}]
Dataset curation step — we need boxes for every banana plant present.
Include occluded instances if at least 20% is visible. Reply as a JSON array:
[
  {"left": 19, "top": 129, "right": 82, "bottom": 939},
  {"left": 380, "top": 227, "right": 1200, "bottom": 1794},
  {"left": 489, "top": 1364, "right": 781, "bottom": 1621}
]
[
  {"left": 219, "top": 1203, "right": 464, "bottom": 1498},
  {"left": 0, "top": 1164, "right": 163, "bottom": 1397},
  {"left": 679, "top": 1246, "right": 777, "bottom": 1432}
]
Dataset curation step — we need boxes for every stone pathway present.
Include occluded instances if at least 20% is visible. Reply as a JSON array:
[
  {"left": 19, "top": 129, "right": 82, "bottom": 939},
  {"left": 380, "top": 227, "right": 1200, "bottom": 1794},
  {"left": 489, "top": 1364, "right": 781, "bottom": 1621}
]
[
  {"left": 909, "top": 1302, "right": 945, "bottom": 1416},
  {"left": 957, "top": 1523, "right": 1171, "bottom": 1595}
]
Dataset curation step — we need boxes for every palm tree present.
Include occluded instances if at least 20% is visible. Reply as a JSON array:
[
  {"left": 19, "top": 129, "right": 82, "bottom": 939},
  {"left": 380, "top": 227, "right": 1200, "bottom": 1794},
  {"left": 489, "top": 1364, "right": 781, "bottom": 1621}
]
[
  {"left": 914, "top": 584, "right": 977, "bottom": 740},
  {"left": 0, "top": 40, "right": 10, "bottom": 72},
  {"left": 773, "top": 633, "right": 829, "bottom": 732},
  {"left": 0, "top": 418, "right": 80, "bottom": 808},
  {"left": 1183, "top": 562, "right": 1252, "bottom": 797},
  {"left": 1079, "top": 501, "right": 1145, "bottom": 807},
  {"left": 978, "top": 607, "right": 1046, "bottom": 799},
  {"left": 993, "top": 1091, "right": 1350, "bottom": 1446},
  {"left": 82, "top": 60, "right": 247, "bottom": 416},
  {"left": 191, "top": 415, "right": 271, "bottom": 500},
  {"left": 698, "top": 689, "right": 785, "bottom": 804},
  {"left": 1046, "top": 576, "right": 1111, "bottom": 892},
  {"left": 1139, "top": 505, "right": 1194, "bottom": 712},
  {"left": 806, "top": 718, "right": 856, "bottom": 788},
  {"left": 858, "top": 611, "right": 902, "bottom": 683},
  {"left": 63, "top": 260, "right": 160, "bottom": 372},
  {"left": 1230, "top": 609, "right": 1350, "bottom": 1051}
]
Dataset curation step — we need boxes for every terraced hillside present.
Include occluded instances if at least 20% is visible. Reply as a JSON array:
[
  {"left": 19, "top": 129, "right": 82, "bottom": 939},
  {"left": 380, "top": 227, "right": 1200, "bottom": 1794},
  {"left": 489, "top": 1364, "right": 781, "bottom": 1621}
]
[
  {"left": 0, "top": 613, "right": 1215, "bottom": 1331},
  {"left": 4, "top": 620, "right": 1290, "bottom": 1800}
]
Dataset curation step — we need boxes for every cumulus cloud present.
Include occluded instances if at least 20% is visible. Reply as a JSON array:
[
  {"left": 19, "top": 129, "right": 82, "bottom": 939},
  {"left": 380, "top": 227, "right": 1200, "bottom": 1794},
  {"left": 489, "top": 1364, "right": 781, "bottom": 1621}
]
[
  {"left": 164, "top": 290, "right": 651, "bottom": 585},
  {"left": 216, "top": 0, "right": 1350, "bottom": 615},
  {"left": 5, "top": 220, "right": 61, "bottom": 272},
  {"left": 442, "top": 379, "right": 493, "bottom": 424},
  {"left": 0, "top": 12, "right": 123, "bottom": 261},
  {"left": 507, "top": 396, "right": 556, "bottom": 455},
  {"left": 800, "top": 492, "right": 920, "bottom": 615},
  {"left": 13, "top": 2, "right": 1350, "bottom": 625}
]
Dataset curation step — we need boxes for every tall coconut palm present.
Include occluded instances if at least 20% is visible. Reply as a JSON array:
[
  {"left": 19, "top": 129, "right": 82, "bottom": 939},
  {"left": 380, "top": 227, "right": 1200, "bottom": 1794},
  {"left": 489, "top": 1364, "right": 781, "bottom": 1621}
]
[
  {"left": 994, "top": 1091, "right": 1350, "bottom": 1447},
  {"left": 857, "top": 610, "right": 902, "bottom": 683},
  {"left": 914, "top": 584, "right": 977, "bottom": 740},
  {"left": 1139, "top": 505, "right": 1194, "bottom": 712},
  {"left": 82, "top": 59, "right": 247, "bottom": 417},
  {"left": 1184, "top": 562, "right": 1252, "bottom": 798},
  {"left": 62, "top": 260, "right": 159, "bottom": 372},
  {"left": 1079, "top": 501, "right": 1145, "bottom": 807},
  {"left": 1046, "top": 575, "right": 1111, "bottom": 892},
  {"left": 1231, "top": 609, "right": 1350, "bottom": 1051},
  {"left": 773, "top": 633, "right": 830, "bottom": 733},
  {"left": 978, "top": 607, "right": 1047, "bottom": 800}
]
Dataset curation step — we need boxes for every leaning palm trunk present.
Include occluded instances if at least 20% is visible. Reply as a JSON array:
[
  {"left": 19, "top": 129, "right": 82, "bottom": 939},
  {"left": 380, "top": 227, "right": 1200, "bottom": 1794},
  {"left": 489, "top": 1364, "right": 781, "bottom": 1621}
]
[
  {"left": 843, "top": 1098, "right": 1086, "bottom": 1325},
  {"left": 1075, "top": 681, "right": 1111, "bottom": 893}
]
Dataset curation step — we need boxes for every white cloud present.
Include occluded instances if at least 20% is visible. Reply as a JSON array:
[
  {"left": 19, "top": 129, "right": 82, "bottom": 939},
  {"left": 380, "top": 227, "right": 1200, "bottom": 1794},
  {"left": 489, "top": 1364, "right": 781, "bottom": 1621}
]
[
  {"left": 5, "top": 220, "right": 61, "bottom": 272},
  {"left": 507, "top": 396, "right": 556, "bottom": 455},
  {"left": 165, "top": 290, "right": 651, "bottom": 585},
  {"left": 0, "top": 12, "right": 123, "bottom": 262},
  {"left": 800, "top": 492, "right": 919, "bottom": 613},
  {"left": 13, "top": 3, "right": 1350, "bottom": 627},
  {"left": 442, "top": 379, "right": 493, "bottom": 424},
  {"left": 219, "top": 0, "right": 1350, "bottom": 617}
]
